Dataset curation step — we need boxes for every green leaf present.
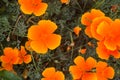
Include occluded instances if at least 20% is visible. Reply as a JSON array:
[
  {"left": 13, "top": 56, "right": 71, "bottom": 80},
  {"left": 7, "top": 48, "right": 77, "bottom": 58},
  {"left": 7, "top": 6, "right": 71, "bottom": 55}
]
[{"left": 0, "top": 70, "right": 22, "bottom": 80}]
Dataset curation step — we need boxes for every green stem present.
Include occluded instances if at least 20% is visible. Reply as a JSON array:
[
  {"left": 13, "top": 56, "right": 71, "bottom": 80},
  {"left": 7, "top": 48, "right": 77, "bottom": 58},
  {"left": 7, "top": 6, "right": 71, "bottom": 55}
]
[
  {"left": 69, "top": 32, "right": 74, "bottom": 60},
  {"left": 30, "top": 51, "right": 38, "bottom": 71}
]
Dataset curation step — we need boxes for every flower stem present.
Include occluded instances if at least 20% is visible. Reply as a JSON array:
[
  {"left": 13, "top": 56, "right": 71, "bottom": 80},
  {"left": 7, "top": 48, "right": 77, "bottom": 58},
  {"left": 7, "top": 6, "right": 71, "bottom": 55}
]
[{"left": 30, "top": 51, "right": 38, "bottom": 71}]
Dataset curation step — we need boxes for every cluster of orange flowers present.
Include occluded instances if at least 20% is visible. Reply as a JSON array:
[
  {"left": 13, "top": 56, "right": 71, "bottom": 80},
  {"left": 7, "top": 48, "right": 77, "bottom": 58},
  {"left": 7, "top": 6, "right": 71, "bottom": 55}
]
[
  {"left": 40, "top": 56, "right": 114, "bottom": 80},
  {"left": 0, "top": 46, "right": 31, "bottom": 71},
  {"left": 81, "top": 9, "right": 120, "bottom": 60},
  {"left": 69, "top": 56, "right": 114, "bottom": 80},
  {"left": 1, "top": 0, "right": 116, "bottom": 80}
]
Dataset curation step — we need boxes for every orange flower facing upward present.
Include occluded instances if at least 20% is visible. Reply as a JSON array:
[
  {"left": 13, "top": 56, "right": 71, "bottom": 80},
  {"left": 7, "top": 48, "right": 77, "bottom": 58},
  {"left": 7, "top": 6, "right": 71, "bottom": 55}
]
[
  {"left": 28, "top": 20, "right": 61, "bottom": 54},
  {"left": 41, "top": 67, "right": 65, "bottom": 80},
  {"left": 96, "top": 40, "right": 120, "bottom": 60},
  {"left": 81, "top": 9, "right": 105, "bottom": 37},
  {"left": 60, "top": 0, "right": 70, "bottom": 4},
  {"left": 18, "top": 0, "right": 48, "bottom": 16},
  {"left": 73, "top": 26, "right": 81, "bottom": 36},
  {"left": 96, "top": 61, "right": 114, "bottom": 80},
  {"left": 69, "top": 56, "right": 97, "bottom": 80},
  {"left": 18, "top": 46, "right": 32, "bottom": 64},
  {"left": 0, "top": 47, "right": 19, "bottom": 71}
]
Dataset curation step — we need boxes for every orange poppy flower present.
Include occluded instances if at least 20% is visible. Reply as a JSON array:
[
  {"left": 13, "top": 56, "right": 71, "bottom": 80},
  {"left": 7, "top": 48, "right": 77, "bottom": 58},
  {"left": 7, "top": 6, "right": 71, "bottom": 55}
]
[
  {"left": 0, "top": 47, "right": 19, "bottom": 71},
  {"left": 18, "top": 46, "right": 32, "bottom": 64},
  {"left": 73, "top": 26, "right": 81, "bottom": 36},
  {"left": 27, "top": 20, "right": 61, "bottom": 54},
  {"left": 91, "top": 16, "right": 113, "bottom": 40},
  {"left": 69, "top": 56, "right": 97, "bottom": 80},
  {"left": 96, "top": 41, "right": 120, "bottom": 60},
  {"left": 96, "top": 61, "right": 114, "bottom": 80},
  {"left": 18, "top": 0, "right": 48, "bottom": 16},
  {"left": 60, "top": 0, "right": 70, "bottom": 4},
  {"left": 97, "top": 19, "right": 120, "bottom": 51},
  {"left": 81, "top": 9, "right": 105, "bottom": 37},
  {"left": 41, "top": 67, "right": 65, "bottom": 80}
]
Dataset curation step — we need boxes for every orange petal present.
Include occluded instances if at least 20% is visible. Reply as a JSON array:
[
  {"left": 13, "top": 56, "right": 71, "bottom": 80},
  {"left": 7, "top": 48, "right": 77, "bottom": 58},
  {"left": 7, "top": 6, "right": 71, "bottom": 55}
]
[
  {"left": 38, "top": 20, "right": 57, "bottom": 34},
  {"left": 90, "top": 9, "right": 105, "bottom": 19},
  {"left": 96, "top": 41, "right": 110, "bottom": 60},
  {"left": 19, "top": 3, "right": 33, "bottom": 14},
  {"left": 2, "top": 63, "right": 13, "bottom": 71},
  {"left": 111, "top": 50, "right": 120, "bottom": 59},
  {"left": 3, "top": 47, "right": 13, "bottom": 56},
  {"left": 33, "top": 3, "right": 48, "bottom": 16},
  {"left": 42, "top": 67, "right": 56, "bottom": 78},
  {"left": 96, "top": 61, "right": 114, "bottom": 80},
  {"left": 18, "top": 58, "right": 23, "bottom": 64},
  {"left": 69, "top": 66, "right": 82, "bottom": 79},
  {"left": 41, "top": 78, "right": 51, "bottom": 80},
  {"left": 74, "top": 56, "right": 85, "bottom": 68},
  {"left": 104, "top": 38, "right": 117, "bottom": 51},
  {"left": 82, "top": 73, "right": 97, "bottom": 80},
  {"left": 0, "top": 56, "right": 10, "bottom": 63},
  {"left": 30, "top": 40, "right": 48, "bottom": 54},
  {"left": 3, "top": 47, "right": 19, "bottom": 64},
  {"left": 73, "top": 26, "right": 81, "bottom": 36},
  {"left": 86, "top": 57, "right": 97, "bottom": 70},
  {"left": 81, "top": 9, "right": 105, "bottom": 26},
  {"left": 28, "top": 25, "right": 41, "bottom": 40},
  {"left": 60, "top": 0, "right": 70, "bottom": 4},
  {"left": 96, "top": 21, "right": 110, "bottom": 37},
  {"left": 81, "top": 12, "right": 92, "bottom": 26},
  {"left": 79, "top": 48, "right": 86, "bottom": 54},
  {"left": 20, "top": 46, "right": 27, "bottom": 56},
  {"left": 25, "top": 40, "right": 33, "bottom": 51},
  {"left": 85, "top": 26, "right": 92, "bottom": 38},
  {"left": 104, "top": 67, "right": 114, "bottom": 79},
  {"left": 24, "top": 55, "right": 32, "bottom": 64},
  {"left": 91, "top": 16, "right": 112, "bottom": 40},
  {"left": 46, "top": 34, "right": 61, "bottom": 50},
  {"left": 55, "top": 71, "right": 65, "bottom": 80}
]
